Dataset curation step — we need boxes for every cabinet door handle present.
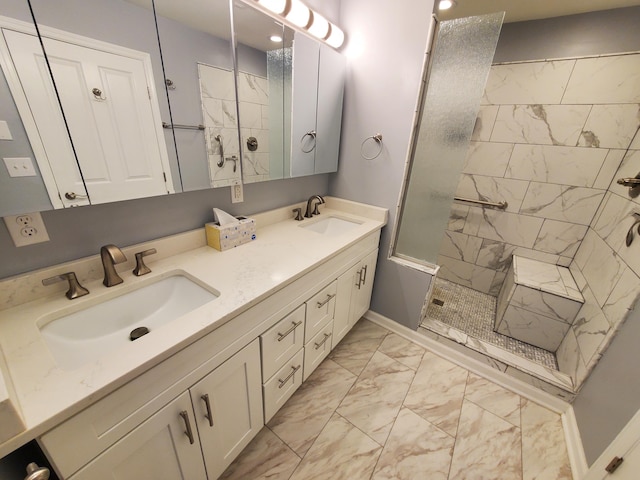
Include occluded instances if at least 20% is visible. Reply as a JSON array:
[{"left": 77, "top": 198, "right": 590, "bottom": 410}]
[
  {"left": 355, "top": 269, "right": 363, "bottom": 289},
  {"left": 314, "top": 332, "right": 332, "bottom": 350},
  {"left": 179, "top": 410, "right": 195, "bottom": 444},
  {"left": 277, "top": 320, "right": 303, "bottom": 342},
  {"left": 361, "top": 265, "right": 368, "bottom": 286},
  {"left": 316, "top": 293, "right": 336, "bottom": 308},
  {"left": 201, "top": 394, "right": 214, "bottom": 427},
  {"left": 278, "top": 364, "right": 301, "bottom": 389}
]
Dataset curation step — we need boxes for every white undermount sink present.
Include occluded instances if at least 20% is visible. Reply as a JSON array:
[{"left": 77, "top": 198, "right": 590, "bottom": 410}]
[
  {"left": 300, "top": 216, "right": 362, "bottom": 235},
  {"left": 39, "top": 274, "right": 219, "bottom": 370}
]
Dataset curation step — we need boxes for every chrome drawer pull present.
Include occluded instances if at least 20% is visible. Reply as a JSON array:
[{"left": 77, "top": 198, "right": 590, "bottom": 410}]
[
  {"left": 179, "top": 410, "right": 195, "bottom": 444},
  {"left": 278, "top": 364, "right": 301, "bottom": 389},
  {"left": 316, "top": 293, "right": 336, "bottom": 308},
  {"left": 361, "top": 265, "right": 368, "bottom": 286},
  {"left": 314, "top": 332, "right": 332, "bottom": 350},
  {"left": 277, "top": 320, "right": 303, "bottom": 342},
  {"left": 201, "top": 394, "right": 213, "bottom": 427}
]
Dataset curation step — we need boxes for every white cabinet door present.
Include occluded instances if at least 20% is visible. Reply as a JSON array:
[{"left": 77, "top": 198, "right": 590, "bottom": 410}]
[
  {"left": 334, "top": 262, "right": 360, "bottom": 345},
  {"left": 190, "top": 339, "right": 263, "bottom": 480},
  {"left": 290, "top": 33, "right": 319, "bottom": 177},
  {"left": 70, "top": 391, "right": 206, "bottom": 480},
  {"left": 315, "top": 44, "right": 345, "bottom": 174},
  {"left": 351, "top": 249, "right": 379, "bottom": 325}
]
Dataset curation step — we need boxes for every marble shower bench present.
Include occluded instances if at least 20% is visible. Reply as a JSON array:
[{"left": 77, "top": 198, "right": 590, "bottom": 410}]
[{"left": 495, "top": 256, "right": 584, "bottom": 352}]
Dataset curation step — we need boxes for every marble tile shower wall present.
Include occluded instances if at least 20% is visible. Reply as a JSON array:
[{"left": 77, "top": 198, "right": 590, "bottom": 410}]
[
  {"left": 198, "top": 64, "right": 242, "bottom": 187},
  {"left": 558, "top": 140, "right": 640, "bottom": 390},
  {"left": 237, "top": 70, "right": 271, "bottom": 183},
  {"left": 199, "top": 65, "right": 271, "bottom": 186},
  {"left": 439, "top": 53, "right": 640, "bottom": 299}
]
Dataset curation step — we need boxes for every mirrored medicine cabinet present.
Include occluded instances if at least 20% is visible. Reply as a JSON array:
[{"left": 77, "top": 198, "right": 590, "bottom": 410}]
[{"left": 0, "top": 0, "right": 346, "bottom": 217}]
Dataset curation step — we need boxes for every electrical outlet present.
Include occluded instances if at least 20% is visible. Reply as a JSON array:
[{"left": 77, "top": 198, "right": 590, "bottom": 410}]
[
  {"left": 3, "top": 211, "right": 50, "bottom": 247},
  {"left": 231, "top": 181, "right": 244, "bottom": 203},
  {"left": 16, "top": 215, "right": 33, "bottom": 226},
  {"left": 21, "top": 226, "right": 38, "bottom": 237}
]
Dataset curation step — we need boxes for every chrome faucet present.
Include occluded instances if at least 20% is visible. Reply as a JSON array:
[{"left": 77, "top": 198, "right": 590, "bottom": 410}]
[
  {"left": 42, "top": 272, "right": 89, "bottom": 299},
  {"left": 305, "top": 195, "right": 325, "bottom": 218},
  {"left": 101, "top": 244, "right": 127, "bottom": 287}
]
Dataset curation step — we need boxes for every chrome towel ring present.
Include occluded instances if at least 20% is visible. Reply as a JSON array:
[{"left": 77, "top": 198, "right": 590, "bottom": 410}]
[
  {"left": 300, "top": 130, "right": 317, "bottom": 153},
  {"left": 361, "top": 133, "right": 383, "bottom": 160}
]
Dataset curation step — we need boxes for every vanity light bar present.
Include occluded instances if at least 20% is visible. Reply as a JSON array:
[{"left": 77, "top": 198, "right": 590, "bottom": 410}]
[{"left": 254, "top": 0, "right": 345, "bottom": 48}]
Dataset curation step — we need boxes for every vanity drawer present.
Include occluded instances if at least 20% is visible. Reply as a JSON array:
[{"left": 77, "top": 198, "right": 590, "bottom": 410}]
[
  {"left": 303, "top": 320, "right": 333, "bottom": 381},
  {"left": 263, "top": 349, "right": 304, "bottom": 423},
  {"left": 304, "top": 281, "right": 336, "bottom": 342},
  {"left": 260, "top": 305, "right": 305, "bottom": 380}
]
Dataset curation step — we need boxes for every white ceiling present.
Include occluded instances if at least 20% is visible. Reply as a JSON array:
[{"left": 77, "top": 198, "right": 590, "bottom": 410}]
[{"left": 437, "top": 0, "right": 640, "bottom": 23}]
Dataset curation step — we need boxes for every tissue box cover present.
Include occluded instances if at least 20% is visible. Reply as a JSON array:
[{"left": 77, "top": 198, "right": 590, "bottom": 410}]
[{"left": 205, "top": 216, "right": 257, "bottom": 251}]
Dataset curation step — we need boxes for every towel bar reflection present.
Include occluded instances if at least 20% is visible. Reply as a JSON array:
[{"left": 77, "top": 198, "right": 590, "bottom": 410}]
[
  {"left": 162, "top": 122, "right": 205, "bottom": 130},
  {"left": 454, "top": 196, "right": 508, "bottom": 210},
  {"left": 361, "top": 133, "right": 383, "bottom": 160}
]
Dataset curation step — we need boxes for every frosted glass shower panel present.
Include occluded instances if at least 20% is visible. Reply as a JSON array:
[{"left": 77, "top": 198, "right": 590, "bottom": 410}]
[{"left": 394, "top": 13, "right": 504, "bottom": 265}]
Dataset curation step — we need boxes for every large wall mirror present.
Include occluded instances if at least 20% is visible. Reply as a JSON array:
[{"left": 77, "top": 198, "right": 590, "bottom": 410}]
[
  {"left": 0, "top": 0, "right": 179, "bottom": 216},
  {"left": 0, "top": 0, "right": 345, "bottom": 218},
  {"left": 145, "top": 0, "right": 239, "bottom": 191}
]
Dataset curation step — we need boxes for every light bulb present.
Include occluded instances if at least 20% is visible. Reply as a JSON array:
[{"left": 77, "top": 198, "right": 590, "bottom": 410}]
[
  {"left": 256, "top": 0, "right": 287, "bottom": 15},
  {"left": 326, "top": 24, "right": 344, "bottom": 48},
  {"left": 308, "top": 12, "right": 330, "bottom": 39},
  {"left": 438, "top": 0, "right": 455, "bottom": 10},
  {"left": 270, "top": 34, "right": 283, "bottom": 42},
  {"left": 286, "top": 0, "right": 311, "bottom": 28}
]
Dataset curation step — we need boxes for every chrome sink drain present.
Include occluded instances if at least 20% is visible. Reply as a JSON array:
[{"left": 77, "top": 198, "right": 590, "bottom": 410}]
[{"left": 130, "top": 326, "right": 150, "bottom": 341}]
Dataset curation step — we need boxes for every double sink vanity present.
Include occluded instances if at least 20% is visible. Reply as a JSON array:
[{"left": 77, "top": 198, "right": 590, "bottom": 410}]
[{"left": 0, "top": 197, "right": 387, "bottom": 479}]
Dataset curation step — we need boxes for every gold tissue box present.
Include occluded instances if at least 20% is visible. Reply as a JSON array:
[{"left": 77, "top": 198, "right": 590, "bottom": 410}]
[{"left": 205, "top": 217, "right": 257, "bottom": 251}]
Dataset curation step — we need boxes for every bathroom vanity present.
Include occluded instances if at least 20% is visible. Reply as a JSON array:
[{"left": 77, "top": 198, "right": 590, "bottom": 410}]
[{"left": 0, "top": 197, "right": 387, "bottom": 479}]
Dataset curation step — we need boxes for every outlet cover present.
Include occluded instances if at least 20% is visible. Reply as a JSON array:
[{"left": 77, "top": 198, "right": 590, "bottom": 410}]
[
  {"left": 3, "top": 212, "right": 50, "bottom": 247},
  {"left": 3, "top": 157, "right": 37, "bottom": 177},
  {"left": 231, "top": 181, "right": 244, "bottom": 203}
]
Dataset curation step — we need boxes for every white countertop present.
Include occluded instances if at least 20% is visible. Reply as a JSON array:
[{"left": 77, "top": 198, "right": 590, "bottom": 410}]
[{"left": 0, "top": 197, "right": 387, "bottom": 458}]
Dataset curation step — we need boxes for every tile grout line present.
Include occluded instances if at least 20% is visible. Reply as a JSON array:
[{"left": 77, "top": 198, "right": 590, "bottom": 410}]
[
  {"left": 286, "top": 328, "right": 391, "bottom": 478},
  {"left": 367, "top": 334, "right": 426, "bottom": 479},
  {"left": 446, "top": 369, "right": 471, "bottom": 480},
  {"left": 519, "top": 396, "right": 525, "bottom": 480}
]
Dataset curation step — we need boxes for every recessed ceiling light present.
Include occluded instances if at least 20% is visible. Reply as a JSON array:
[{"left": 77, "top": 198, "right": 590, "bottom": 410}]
[
  {"left": 439, "top": 0, "right": 455, "bottom": 10},
  {"left": 270, "top": 35, "right": 283, "bottom": 43}
]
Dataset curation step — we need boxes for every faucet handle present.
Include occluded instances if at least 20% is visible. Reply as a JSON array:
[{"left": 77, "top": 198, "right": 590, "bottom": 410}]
[
  {"left": 292, "top": 208, "right": 304, "bottom": 221},
  {"left": 42, "top": 272, "right": 89, "bottom": 299},
  {"left": 133, "top": 248, "right": 157, "bottom": 276},
  {"left": 312, "top": 201, "right": 322, "bottom": 216}
]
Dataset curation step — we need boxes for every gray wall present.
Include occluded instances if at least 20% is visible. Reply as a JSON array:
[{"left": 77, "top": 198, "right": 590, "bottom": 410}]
[
  {"left": 328, "top": 0, "right": 435, "bottom": 328},
  {"left": 495, "top": 6, "right": 640, "bottom": 63},
  {"left": 573, "top": 306, "right": 640, "bottom": 465},
  {"left": 0, "top": 173, "right": 329, "bottom": 278}
]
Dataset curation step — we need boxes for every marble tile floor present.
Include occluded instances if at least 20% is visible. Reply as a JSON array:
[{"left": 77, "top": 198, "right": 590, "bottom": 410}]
[
  {"left": 220, "top": 318, "right": 572, "bottom": 480},
  {"left": 424, "top": 278, "right": 558, "bottom": 370}
]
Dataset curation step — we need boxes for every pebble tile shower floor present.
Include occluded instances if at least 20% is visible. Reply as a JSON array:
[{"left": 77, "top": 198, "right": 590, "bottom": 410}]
[
  {"left": 424, "top": 278, "right": 558, "bottom": 370},
  {"left": 220, "top": 319, "right": 572, "bottom": 479}
]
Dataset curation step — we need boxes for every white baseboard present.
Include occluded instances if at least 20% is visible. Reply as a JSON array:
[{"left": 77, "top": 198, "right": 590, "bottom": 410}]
[
  {"left": 563, "top": 406, "right": 589, "bottom": 479},
  {"left": 364, "top": 310, "right": 589, "bottom": 479}
]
